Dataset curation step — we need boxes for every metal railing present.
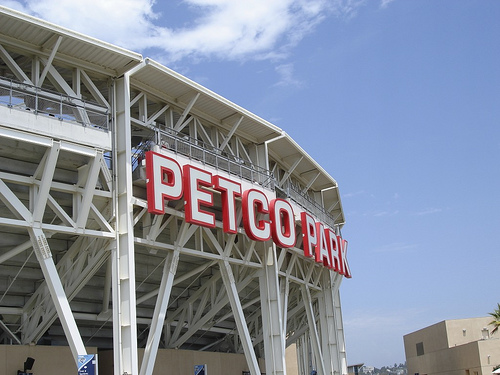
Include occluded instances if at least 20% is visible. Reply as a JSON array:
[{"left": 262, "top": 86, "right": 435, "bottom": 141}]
[
  {"left": 0, "top": 77, "right": 109, "bottom": 131},
  {"left": 278, "top": 181, "right": 342, "bottom": 229},
  {"left": 156, "top": 129, "right": 276, "bottom": 189}
]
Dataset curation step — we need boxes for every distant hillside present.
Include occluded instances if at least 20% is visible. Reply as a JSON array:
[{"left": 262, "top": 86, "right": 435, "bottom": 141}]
[{"left": 359, "top": 363, "right": 407, "bottom": 375}]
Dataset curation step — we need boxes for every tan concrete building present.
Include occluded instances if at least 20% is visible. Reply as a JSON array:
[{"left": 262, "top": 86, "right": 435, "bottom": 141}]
[{"left": 404, "top": 317, "right": 500, "bottom": 375}]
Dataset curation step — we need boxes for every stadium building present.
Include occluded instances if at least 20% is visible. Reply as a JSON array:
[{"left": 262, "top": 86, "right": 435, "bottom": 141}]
[{"left": 0, "top": 6, "right": 350, "bottom": 375}]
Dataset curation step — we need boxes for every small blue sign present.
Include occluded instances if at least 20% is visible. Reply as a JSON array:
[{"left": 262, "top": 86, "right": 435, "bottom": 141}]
[
  {"left": 78, "top": 354, "right": 98, "bottom": 375},
  {"left": 194, "top": 364, "right": 207, "bottom": 375}
]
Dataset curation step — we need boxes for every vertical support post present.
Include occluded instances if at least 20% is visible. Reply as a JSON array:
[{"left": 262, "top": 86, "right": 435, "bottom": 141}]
[
  {"left": 296, "top": 334, "right": 309, "bottom": 375},
  {"left": 114, "top": 76, "right": 138, "bottom": 375},
  {"left": 318, "top": 271, "right": 341, "bottom": 375},
  {"left": 280, "top": 275, "right": 289, "bottom": 334},
  {"left": 259, "top": 245, "right": 287, "bottom": 375},
  {"left": 301, "top": 285, "right": 326, "bottom": 375},
  {"left": 111, "top": 240, "right": 122, "bottom": 375},
  {"left": 332, "top": 280, "right": 348, "bottom": 375}
]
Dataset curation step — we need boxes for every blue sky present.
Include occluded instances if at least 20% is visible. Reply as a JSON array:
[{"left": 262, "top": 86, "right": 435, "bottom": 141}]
[{"left": 3, "top": 0, "right": 500, "bottom": 368}]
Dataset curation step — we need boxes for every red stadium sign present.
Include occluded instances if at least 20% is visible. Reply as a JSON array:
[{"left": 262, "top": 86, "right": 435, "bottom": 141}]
[{"left": 145, "top": 151, "right": 350, "bottom": 277}]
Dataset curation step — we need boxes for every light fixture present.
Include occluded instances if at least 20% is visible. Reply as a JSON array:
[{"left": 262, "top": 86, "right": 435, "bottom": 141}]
[{"left": 17, "top": 357, "right": 35, "bottom": 375}]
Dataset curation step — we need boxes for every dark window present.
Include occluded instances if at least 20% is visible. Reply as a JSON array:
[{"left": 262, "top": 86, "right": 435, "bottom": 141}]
[{"left": 416, "top": 342, "right": 424, "bottom": 356}]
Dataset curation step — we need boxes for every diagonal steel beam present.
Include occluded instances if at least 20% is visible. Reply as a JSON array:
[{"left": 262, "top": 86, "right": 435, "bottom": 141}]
[
  {"left": 80, "top": 69, "right": 110, "bottom": 109},
  {"left": 0, "top": 318, "right": 21, "bottom": 344},
  {"left": 0, "top": 44, "right": 32, "bottom": 84},
  {"left": 0, "top": 239, "right": 36, "bottom": 265},
  {"left": 76, "top": 152, "right": 103, "bottom": 228},
  {"left": 22, "top": 237, "right": 111, "bottom": 345},
  {"left": 32, "top": 142, "right": 60, "bottom": 222},
  {"left": 0, "top": 179, "right": 32, "bottom": 223},
  {"left": 28, "top": 227, "right": 87, "bottom": 364},
  {"left": 219, "top": 115, "right": 243, "bottom": 151},
  {"left": 220, "top": 258, "right": 261, "bottom": 375},
  {"left": 169, "top": 272, "right": 254, "bottom": 349},
  {"left": 139, "top": 222, "right": 190, "bottom": 375},
  {"left": 174, "top": 92, "right": 200, "bottom": 131},
  {"left": 279, "top": 155, "right": 304, "bottom": 187},
  {"left": 38, "top": 36, "right": 63, "bottom": 87}
]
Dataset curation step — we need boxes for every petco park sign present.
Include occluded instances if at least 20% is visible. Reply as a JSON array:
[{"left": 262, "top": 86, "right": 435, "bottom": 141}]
[{"left": 145, "top": 151, "right": 351, "bottom": 278}]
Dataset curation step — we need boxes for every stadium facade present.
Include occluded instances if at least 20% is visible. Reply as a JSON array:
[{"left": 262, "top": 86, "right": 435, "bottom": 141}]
[{"left": 0, "top": 6, "right": 350, "bottom": 375}]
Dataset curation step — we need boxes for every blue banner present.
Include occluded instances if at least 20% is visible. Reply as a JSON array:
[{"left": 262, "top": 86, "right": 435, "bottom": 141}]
[
  {"left": 78, "top": 354, "right": 97, "bottom": 375},
  {"left": 194, "top": 364, "right": 206, "bottom": 375}
]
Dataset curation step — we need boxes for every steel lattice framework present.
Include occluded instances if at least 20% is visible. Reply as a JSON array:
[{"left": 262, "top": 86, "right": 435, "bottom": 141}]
[{"left": 0, "top": 6, "right": 349, "bottom": 375}]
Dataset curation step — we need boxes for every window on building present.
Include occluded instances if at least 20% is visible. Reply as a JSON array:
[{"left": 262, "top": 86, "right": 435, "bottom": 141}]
[{"left": 416, "top": 342, "right": 424, "bottom": 356}]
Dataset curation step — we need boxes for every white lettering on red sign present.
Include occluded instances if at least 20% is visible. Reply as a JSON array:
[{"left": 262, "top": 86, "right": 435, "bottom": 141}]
[
  {"left": 300, "top": 212, "right": 317, "bottom": 258},
  {"left": 213, "top": 175, "right": 241, "bottom": 234},
  {"left": 183, "top": 165, "right": 215, "bottom": 227},
  {"left": 270, "top": 199, "right": 296, "bottom": 248},
  {"left": 242, "top": 189, "right": 271, "bottom": 242},
  {"left": 146, "top": 152, "right": 183, "bottom": 214},
  {"left": 145, "top": 151, "right": 351, "bottom": 277}
]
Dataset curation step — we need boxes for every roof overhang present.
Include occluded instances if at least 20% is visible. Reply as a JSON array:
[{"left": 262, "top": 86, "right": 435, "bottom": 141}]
[{"left": 0, "top": 6, "right": 143, "bottom": 77}]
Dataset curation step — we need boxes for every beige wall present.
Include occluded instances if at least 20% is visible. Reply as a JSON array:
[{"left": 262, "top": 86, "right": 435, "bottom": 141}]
[
  {"left": 406, "top": 339, "right": 500, "bottom": 375},
  {"left": 0, "top": 344, "right": 303, "bottom": 375},
  {"left": 403, "top": 320, "right": 449, "bottom": 359},
  {"left": 478, "top": 339, "right": 500, "bottom": 369},
  {"left": 445, "top": 317, "right": 492, "bottom": 347},
  {"left": 0, "top": 345, "right": 97, "bottom": 375},
  {"left": 285, "top": 344, "right": 299, "bottom": 375},
  {"left": 99, "top": 348, "right": 266, "bottom": 375},
  {"left": 404, "top": 317, "right": 500, "bottom": 375}
]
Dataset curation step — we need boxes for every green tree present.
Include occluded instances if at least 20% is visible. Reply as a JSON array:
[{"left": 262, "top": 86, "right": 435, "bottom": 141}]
[{"left": 489, "top": 303, "right": 500, "bottom": 334}]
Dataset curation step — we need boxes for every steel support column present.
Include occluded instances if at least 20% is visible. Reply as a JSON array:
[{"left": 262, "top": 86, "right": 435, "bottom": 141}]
[
  {"left": 332, "top": 283, "right": 348, "bottom": 375},
  {"left": 296, "top": 334, "right": 309, "bottom": 375},
  {"left": 301, "top": 285, "right": 326, "bottom": 375},
  {"left": 259, "top": 245, "right": 286, "bottom": 375},
  {"left": 317, "top": 271, "right": 343, "bottom": 375},
  {"left": 114, "top": 75, "right": 139, "bottom": 375}
]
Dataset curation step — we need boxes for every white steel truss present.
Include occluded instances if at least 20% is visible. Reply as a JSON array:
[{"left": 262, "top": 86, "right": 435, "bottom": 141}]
[{"left": 0, "top": 13, "right": 350, "bottom": 375}]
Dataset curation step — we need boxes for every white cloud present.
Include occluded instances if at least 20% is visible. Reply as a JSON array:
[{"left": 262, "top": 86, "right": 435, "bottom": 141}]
[
  {"left": 380, "top": 0, "right": 397, "bottom": 9},
  {"left": 373, "top": 242, "right": 417, "bottom": 253},
  {"left": 17, "top": 0, "right": 159, "bottom": 49},
  {"left": 343, "top": 190, "right": 366, "bottom": 198},
  {"left": 4, "top": 0, "right": 367, "bottom": 63},
  {"left": 274, "top": 63, "right": 303, "bottom": 87},
  {"left": 331, "top": 0, "right": 367, "bottom": 19},
  {"left": 373, "top": 210, "right": 399, "bottom": 217},
  {"left": 1, "top": 0, "right": 29, "bottom": 12},
  {"left": 413, "top": 207, "right": 443, "bottom": 216}
]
